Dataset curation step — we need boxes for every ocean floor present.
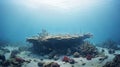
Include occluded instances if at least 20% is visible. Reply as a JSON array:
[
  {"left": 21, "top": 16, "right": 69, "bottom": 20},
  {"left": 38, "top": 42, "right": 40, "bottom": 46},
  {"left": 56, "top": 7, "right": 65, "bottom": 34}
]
[{"left": 1, "top": 46, "right": 120, "bottom": 67}]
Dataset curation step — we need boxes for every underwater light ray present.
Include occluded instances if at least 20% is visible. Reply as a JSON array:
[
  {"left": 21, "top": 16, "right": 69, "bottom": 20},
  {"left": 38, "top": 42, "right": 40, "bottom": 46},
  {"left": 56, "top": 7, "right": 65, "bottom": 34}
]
[{"left": 12, "top": 0, "right": 105, "bottom": 11}]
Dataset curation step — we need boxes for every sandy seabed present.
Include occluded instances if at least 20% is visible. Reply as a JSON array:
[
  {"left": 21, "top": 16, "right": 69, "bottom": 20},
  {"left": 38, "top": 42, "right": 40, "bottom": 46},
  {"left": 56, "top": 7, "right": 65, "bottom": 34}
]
[{"left": 3, "top": 46, "right": 120, "bottom": 67}]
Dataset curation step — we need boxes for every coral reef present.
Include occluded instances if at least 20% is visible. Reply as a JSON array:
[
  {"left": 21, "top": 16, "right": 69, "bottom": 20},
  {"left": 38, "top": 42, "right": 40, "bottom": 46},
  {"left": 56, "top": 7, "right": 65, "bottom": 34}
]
[
  {"left": 0, "top": 55, "right": 28, "bottom": 67},
  {"left": 103, "top": 54, "right": 120, "bottom": 67},
  {"left": 0, "top": 47, "right": 30, "bottom": 67},
  {"left": 78, "top": 41, "right": 98, "bottom": 57},
  {"left": 10, "top": 57, "right": 25, "bottom": 67}
]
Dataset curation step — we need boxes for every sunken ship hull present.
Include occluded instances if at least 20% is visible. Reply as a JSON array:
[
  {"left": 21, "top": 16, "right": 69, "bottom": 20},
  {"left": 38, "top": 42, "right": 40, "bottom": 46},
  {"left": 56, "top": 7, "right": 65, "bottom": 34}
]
[{"left": 26, "top": 30, "right": 93, "bottom": 55}]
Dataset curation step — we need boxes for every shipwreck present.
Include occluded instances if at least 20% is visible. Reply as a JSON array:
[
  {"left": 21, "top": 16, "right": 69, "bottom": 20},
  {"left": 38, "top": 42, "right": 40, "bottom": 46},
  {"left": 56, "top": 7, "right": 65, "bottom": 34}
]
[{"left": 26, "top": 29, "right": 93, "bottom": 55}]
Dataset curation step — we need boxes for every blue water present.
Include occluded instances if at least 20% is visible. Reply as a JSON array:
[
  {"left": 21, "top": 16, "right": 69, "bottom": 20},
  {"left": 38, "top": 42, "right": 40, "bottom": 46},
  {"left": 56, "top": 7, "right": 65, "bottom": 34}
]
[{"left": 0, "top": 0, "right": 120, "bottom": 44}]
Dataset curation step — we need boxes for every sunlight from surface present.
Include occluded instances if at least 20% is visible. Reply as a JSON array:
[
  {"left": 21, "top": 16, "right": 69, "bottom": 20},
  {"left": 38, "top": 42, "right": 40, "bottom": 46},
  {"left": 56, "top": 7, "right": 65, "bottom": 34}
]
[{"left": 12, "top": 0, "right": 105, "bottom": 11}]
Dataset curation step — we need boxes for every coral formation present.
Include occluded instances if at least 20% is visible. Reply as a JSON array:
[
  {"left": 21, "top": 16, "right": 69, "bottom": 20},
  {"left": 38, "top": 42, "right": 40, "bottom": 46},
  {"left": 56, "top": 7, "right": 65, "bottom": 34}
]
[
  {"left": 38, "top": 61, "right": 44, "bottom": 67},
  {"left": 0, "top": 55, "right": 28, "bottom": 67},
  {"left": 103, "top": 54, "right": 120, "bottom": 67},
  {"left": 42, "top": 62, "right": 60, "bottom": 67},
  {"left": 78, "top": 41, "right": 98, "bottom": 57},
  {"left": 0, "top": 47, "right": 30, "bottom": 67},
  {"left": 50, "top": 62, "right": 60, "bottom": 67},
  {"left": 86, "top": 54, "right": 92, "bottom": 60},
  {"left": 99, "top": 39, "right": 120, "bottom": 50},
  {"left": 53, "top": 55, "right": 59, "bottom": 60},
  {"left": 68, "top": 59, "right": 76, "bottom": 64},
  {"left": 62, "top": 56, "right": 76, "bottom": 64},
  {"left": 73, "top": 52, "right": 80, "bottom": 58},
  {"left": 0, "top": 54, "right": 6, "bottom": 62},
  {"left": 62, "top": 56, "right": 70, "bottom": 62},
  {"left": 99, "top": 55, "right": 108, "bottom": 63},
  {"left": 10, "top": 49, "right": 20, "bottom": 58},
  {"left": 108, "top": 49, "right": 115, "bottom": 54}
]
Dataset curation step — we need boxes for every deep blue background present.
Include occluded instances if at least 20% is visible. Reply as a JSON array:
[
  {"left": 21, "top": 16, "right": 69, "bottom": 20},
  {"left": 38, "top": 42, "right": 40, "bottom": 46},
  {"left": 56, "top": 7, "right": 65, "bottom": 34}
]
[{"left": 0, "top": 0, "right": 120, "bottom": 44}]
